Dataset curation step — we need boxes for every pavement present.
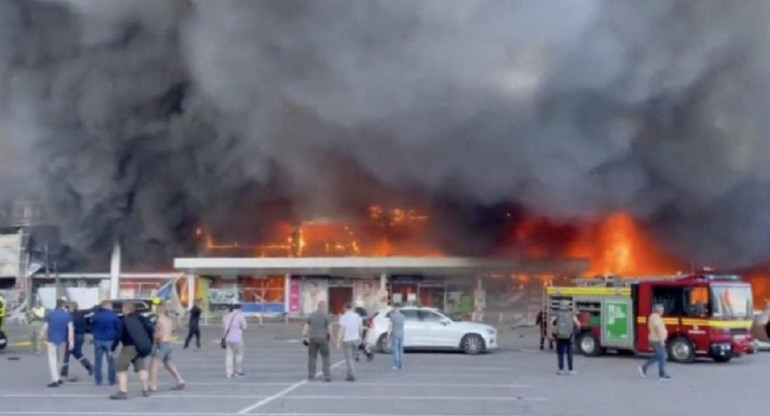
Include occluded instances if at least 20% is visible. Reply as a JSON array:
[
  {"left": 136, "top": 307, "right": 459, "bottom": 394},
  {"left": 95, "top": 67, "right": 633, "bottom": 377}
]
[{"left": 0, "top": 322, "right": 767, "bottom": 416}]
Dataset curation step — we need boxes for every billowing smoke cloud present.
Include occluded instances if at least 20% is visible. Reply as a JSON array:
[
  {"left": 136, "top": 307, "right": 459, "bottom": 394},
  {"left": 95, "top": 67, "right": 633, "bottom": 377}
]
[{"left": 2, "top": 0, "right": 770, "bottom": 268}]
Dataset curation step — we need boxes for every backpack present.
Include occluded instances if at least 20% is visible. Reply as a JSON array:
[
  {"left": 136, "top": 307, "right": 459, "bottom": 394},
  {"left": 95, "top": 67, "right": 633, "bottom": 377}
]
[
  {"left": 555, "top": 310, "right": 575, "bottom": 340},
  {"left": 124, "top": 315, "right": 153, "bottom": 357}
]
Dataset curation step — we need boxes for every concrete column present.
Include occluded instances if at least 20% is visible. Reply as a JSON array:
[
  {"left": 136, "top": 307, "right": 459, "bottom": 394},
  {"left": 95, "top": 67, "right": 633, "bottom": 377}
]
[
  {"left": 379, "top": 273, "right": 387, "bottom": 290},
  {"left": 186, "top": 273, "right": 195, "bottom": 311},
  {"left": 109, "top": 243, "right": 121, "bottom": 299}
]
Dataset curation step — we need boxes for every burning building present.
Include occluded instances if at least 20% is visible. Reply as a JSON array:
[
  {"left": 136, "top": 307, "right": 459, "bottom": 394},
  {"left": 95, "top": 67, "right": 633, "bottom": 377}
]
[{"left": 3, "top": 1, "right": 770, "bottom": 312}]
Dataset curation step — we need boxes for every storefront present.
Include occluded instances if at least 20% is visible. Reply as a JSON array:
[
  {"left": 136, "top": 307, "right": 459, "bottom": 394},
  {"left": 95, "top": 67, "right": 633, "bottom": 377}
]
[{"left": 175, "top": 257, "right": 589, "bottom": 319}]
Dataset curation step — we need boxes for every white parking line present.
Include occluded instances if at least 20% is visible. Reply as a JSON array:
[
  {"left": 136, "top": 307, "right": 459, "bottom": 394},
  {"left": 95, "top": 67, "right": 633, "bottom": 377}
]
[
  {"left": 283, "top": 395, "right": 548, "bottom": 402},
  {"left": 0, "top": 412, "right": 535, "bottom": 416},
  {"left": 302, "top": 382, "right": 532, "bottom": 388},
  {"left": 0, "top": 394, "right": 270, "bottom": 399},
  {"left": 236, "top": 360, "right": 345, "bottom": 415},
  {"left": 0, "top": 413, "right": 236, "bottom": 416}
]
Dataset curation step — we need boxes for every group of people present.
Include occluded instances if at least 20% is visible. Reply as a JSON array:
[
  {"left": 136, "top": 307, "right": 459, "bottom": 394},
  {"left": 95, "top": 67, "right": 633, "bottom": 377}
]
[
  {"left": 537, "top": 301, "right": 672, "bottom": 379},
  {"left": 302, "top": 300, "right": 405, "bottom": 382},
  {"left": 37, "top": 298, "right": 186, "bottom": 399}
]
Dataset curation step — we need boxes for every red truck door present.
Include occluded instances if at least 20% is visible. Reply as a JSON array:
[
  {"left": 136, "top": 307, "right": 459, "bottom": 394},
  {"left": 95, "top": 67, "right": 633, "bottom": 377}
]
[{"left": 635, "top": 282, "right": 652, "bottom": 352}]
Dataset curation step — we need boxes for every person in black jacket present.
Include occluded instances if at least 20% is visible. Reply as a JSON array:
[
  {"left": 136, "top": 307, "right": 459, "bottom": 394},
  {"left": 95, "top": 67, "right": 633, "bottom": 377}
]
[
  {"left": 60, "top": 302, "right": 93, "bottom": 381},
  {"left": 184, "top": 301, "right": 202, "bottom": 349},
  {"left": 111, "top": 302, "right": 154, "bottom": 400},
  {"left": 536, "top": 310, "right": 553, "bottom": 351}
]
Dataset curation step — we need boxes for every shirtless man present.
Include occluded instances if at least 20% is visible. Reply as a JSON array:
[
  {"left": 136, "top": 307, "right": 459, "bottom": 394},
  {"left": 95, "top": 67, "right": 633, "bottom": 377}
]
[{"left": 149, "top": 304, "right": 185, "bottom": 391}]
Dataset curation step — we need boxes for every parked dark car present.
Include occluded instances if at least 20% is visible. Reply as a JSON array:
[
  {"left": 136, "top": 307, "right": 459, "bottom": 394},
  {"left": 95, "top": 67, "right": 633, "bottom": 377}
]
[{"left": 84, "top": 299, "right": 157, "bottom": 333}]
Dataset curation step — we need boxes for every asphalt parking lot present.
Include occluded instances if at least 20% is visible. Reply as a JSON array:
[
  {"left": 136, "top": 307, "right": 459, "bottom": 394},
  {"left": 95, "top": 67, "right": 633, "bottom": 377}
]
[{"left": 0, "top": 322, "right": 766, "bottom": 416}]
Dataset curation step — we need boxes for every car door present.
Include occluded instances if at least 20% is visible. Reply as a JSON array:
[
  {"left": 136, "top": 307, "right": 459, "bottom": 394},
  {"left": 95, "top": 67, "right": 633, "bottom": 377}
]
[
  {"left": 419, "top": 310, "right": 455, "bottom": 347},
  {"left": 400, "top": 309, "right": 422, "bottom": 347}
]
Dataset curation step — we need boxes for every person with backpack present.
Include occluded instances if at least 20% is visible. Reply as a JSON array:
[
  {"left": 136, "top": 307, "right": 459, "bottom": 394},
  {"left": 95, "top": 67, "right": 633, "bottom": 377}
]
[
  {"left": 550, "top": 300, "right": 581, "bottom": 375},
  {"left": 111, "top": 302, "right": 154, "bottom": 400}
]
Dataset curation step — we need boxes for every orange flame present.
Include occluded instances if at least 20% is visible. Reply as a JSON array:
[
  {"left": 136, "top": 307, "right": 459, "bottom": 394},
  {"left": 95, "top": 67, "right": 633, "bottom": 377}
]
[{"left": 567, "top": 213, "right": 683, "bottom": 276}]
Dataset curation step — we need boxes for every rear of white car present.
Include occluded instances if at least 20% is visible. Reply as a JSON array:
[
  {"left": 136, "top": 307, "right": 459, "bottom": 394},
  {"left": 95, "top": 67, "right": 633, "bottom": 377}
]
[{"left": 366, "top": 307, "right": 497, "bottom": 354}]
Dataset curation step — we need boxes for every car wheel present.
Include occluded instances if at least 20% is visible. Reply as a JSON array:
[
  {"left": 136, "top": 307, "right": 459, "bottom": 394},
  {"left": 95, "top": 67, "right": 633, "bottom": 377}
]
[
  {"left": 0, "top": 331, "right": 7, "bottom": 350},
  {"left": 461, "top": 334, "right": 486, "bottom": 355},
  {"left": 577, "top": 332, "right": 603, "bottom": 357},
  {"left": 377, "top": 334, "right": 392, "bottom": 354},
  {"left": 667, "top": 337, "right": 696, "bottom": 364}
]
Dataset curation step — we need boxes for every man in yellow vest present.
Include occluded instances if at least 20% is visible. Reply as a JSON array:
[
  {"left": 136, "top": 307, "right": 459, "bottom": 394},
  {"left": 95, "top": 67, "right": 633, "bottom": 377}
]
[{"left": 28, "top": 301, "right": 46, "bottom": 355}]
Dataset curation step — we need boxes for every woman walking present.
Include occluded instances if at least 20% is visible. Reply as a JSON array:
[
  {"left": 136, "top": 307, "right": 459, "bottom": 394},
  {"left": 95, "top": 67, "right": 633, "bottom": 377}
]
[{"left": 223, "top": 305, "right": 247, "bottom": 378}]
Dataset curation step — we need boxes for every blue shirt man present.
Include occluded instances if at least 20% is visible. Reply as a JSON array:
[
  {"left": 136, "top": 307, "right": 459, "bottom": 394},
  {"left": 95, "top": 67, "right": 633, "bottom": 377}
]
[
  {"left": 91, "top": 300, "right": 121, "bottom": 386},
  {"left": 43, "top": 300, "right": 73, "bottom": 387},
  {"left": 46, "top": 307, "right": 72, "bottom": 344},
  {"left": 388, "top": 308, "right": 406, "bottom": 370}
]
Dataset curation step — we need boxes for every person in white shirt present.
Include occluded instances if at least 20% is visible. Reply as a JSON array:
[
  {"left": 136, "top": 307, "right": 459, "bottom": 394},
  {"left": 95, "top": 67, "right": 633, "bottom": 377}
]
[{"left": 337, "top": 302, "right": 363, "bottom": 382}]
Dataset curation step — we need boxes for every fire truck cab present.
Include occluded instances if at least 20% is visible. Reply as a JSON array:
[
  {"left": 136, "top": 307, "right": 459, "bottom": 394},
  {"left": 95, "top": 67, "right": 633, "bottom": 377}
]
[{"left": 546, "top": 274, "right": 754, "bottom": 363}]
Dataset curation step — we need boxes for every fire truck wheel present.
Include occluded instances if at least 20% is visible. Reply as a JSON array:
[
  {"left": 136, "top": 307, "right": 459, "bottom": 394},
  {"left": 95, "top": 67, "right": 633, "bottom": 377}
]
[
  {"left": 577, "top": 332, "right": 603, "bottom": 357},
  {"left": 667, "top": 337, "right": 696, "bottom": 363}
]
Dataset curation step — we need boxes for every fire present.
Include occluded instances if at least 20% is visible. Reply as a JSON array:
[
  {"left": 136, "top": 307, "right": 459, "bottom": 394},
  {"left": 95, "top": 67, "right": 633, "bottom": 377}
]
[
  {"left": 568, "top": 213, "right": 684, "bottom": 276},
  {"left": 745, "top": 271, "right": 770, "bottom": 308},
  {"left": 506, "top": 212, "right": 684, "bottom": 277}
]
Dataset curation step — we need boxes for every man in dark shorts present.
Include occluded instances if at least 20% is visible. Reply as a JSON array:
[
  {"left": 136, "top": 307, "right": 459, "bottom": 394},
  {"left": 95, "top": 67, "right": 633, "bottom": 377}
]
[
  {"left": 302, "top": 300, "right": 332, "bottom": 381},
  {"left": 184, "top": 301, "right": 202, "bottom": 349},
  {"left": 111, "top": 302, "right": 154, "bottom": 400},
  {"left": 60, "top": 301, "right": 93, "bottom": 381}
]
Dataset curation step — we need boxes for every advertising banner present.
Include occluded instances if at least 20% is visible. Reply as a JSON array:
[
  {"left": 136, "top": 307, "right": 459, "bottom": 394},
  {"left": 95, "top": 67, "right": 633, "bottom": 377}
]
[
  {"left": 301, "top": 278, "right": 328, "bottom": 315},
  {"left": 289, "top": 277, "right": 301, "bottom": 314}
]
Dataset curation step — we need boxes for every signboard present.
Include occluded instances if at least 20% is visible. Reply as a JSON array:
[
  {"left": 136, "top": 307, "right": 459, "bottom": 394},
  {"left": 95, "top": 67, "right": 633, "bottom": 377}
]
[
  {"left": 601, "top": 297, "right": 634, "bottom": 348},
  {"left": 0, "top": 233, "right": 22, "bottom": 278},
  {"left": 289, "top": 277, "right": 301, "bottom": 314}
]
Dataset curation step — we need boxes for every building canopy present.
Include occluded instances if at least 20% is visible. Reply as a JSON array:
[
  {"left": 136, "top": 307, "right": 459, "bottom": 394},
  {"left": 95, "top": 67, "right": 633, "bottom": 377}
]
[{"left": 174, "top": 256, "right": 588, "bottom": 277}]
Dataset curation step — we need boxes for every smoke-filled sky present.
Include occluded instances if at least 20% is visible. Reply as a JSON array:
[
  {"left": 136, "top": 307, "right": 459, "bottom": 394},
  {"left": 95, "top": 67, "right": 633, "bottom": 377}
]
[{"left": 2, "top": 0, "right": 770, "bottom": 269}]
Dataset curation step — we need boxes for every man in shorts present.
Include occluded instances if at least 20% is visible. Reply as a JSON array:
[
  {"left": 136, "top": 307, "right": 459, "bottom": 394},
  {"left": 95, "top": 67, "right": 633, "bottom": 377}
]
[
  {"left": 149, "top": 304, "right": 185, "bottom": 391},
  {"left": 111, "top": 302, "right": 154, "bottom": 400}
]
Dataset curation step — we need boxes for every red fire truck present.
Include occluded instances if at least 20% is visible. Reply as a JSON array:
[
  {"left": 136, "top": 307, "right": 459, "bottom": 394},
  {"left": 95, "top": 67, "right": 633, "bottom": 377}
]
[{"left": 546, "top": 274, "right": 755, "bottom": 363}]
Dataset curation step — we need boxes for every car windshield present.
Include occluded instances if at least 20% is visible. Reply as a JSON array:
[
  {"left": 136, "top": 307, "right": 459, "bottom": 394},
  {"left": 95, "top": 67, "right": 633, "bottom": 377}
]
[{"left": 711, "top": 285, "right": 753, "bottom": 318}]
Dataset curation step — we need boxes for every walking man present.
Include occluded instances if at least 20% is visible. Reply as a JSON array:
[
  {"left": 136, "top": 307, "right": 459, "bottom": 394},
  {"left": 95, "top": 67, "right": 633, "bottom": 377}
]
[
  {"left": 42, "top": 299, "right": 74, "bottom": 387},
  {"left": 353, "top": 300, "right": 373, "bottom": 362},
  {"left": 28, "top": 301, "right": 46, "bottom": 355},
  {"left": 223, "top": 304, "right": 247, "bottom": 378},
  {"left": 184, "top": 301, "right": 202, "bottom": 349},
  {"left": 302, "top": 300, "right": 331, "bottom": 382},
  {"left": 150, "top": 304, "right": 185, "bottom": 391},
  {"left": 338, "top": 302, "right": 363, "bottom": 382},
  {"left": 60, "top": 302, "right": 93, "bottom": 381},
  {"left": 536, "top": 310, "right": 553, "bottom": 351},
  {"left": 111, "top": 302, "right": 154, "bottom": 400},
  {"left": 639, "top": 304, "right": 672, "bottom": 380},
  {"left": 551, "top": 300, "right": 580, "bottom": 375},
  {"left": 388, "top": 306, "right": 406, "bottom": 370},
  {"left": 92, "top": 300, "right": 120, "bottom": 386}
]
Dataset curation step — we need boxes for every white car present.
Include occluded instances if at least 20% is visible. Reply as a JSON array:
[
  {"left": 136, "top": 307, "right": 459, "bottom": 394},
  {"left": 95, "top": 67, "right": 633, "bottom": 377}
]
[{"left": 365, "top": 306, "right": 498, "bottom": 355}]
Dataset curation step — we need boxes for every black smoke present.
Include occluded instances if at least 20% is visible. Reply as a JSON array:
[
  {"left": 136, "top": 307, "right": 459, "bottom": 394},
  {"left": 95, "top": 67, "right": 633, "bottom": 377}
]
[{"left": 2, "top": 0, "right": 770, "bottom": 269}]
